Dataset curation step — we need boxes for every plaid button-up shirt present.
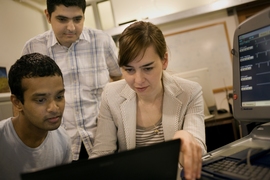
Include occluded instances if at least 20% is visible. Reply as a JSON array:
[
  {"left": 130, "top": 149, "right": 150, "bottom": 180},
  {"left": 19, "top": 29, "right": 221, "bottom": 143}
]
[{"left": 22, "top": 27, "right": 122, "bottom": 160}]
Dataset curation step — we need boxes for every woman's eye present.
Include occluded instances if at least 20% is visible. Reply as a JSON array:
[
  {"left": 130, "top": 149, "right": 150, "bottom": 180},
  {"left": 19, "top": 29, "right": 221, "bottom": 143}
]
[
  {"left": 124, "top": 68, "right": 134, "bottom": 73},
  {"left": 144, "top": 67, "right": 153, "bottom": 71}
]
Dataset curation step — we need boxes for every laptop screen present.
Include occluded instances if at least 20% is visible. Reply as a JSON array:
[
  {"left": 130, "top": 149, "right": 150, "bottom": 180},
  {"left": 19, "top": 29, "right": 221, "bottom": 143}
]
[{"left": 21, "top": 139, "right": 180, "bottom": 180}]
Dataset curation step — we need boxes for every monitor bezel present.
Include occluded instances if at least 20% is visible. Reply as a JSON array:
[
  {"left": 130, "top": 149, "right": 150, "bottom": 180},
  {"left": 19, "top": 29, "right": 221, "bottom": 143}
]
[{"left": 232, "top": 7, "right": 270, "bottom": 121}]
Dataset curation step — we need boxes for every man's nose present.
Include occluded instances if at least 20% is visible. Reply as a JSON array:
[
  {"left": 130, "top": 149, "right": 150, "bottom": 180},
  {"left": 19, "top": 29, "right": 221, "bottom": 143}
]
[
  {"left": 67, "top": 20, "right": 75, "bottom": 31},
  {"left": 47, "top": 100, "right": 59, "bottom": 112}
]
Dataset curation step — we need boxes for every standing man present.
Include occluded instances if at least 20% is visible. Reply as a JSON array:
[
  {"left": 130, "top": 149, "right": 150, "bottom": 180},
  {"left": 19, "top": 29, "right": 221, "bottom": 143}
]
[{"left": 22, "top": 0, "right": 122, "bottom": 161}]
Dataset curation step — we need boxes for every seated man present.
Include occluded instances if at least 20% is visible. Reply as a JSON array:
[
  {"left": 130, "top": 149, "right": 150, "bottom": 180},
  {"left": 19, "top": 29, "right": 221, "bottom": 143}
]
[{"left": 0, "top": 53, "right": 72, "bottom": 180}]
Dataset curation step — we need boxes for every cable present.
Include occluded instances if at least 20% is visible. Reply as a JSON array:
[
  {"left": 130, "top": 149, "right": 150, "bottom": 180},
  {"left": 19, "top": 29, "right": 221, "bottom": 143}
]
[{"left": 246, "top": 148, "right": 252, "bottom": 168}]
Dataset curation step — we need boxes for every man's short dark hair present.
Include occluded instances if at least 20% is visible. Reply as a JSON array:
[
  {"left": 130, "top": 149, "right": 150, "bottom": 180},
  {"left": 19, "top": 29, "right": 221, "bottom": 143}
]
[
  {"left": 8, "top": 53, "right": 63, "bottom": 104},
  {"left": 46, "top": 0, "right": 86, "bottom": 16}
]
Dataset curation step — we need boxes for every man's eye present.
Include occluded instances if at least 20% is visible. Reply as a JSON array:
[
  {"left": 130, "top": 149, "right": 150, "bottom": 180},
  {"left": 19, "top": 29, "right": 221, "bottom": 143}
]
[
  {"left": 57, "top": 17, "right": 68, "bottom": 22},
  {"left": 56, "top": 95, "right": 64, "bottom": 101},
  {"left": 36, "top": 98, "right": 46, "bottom": 103},
  {"left": 74, "top": 18, "right": 82, "bottom": 23}
]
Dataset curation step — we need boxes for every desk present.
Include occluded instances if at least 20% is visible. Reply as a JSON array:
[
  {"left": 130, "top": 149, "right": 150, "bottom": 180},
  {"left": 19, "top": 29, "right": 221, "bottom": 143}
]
[{"left": 204, "top": 112, "right": 239, "bottom": 152}]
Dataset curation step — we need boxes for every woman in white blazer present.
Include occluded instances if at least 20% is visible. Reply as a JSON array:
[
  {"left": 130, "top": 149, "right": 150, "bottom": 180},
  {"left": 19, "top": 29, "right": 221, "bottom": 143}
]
[{"left": 91, "top": 21, "right": 207, "bottom": 180}]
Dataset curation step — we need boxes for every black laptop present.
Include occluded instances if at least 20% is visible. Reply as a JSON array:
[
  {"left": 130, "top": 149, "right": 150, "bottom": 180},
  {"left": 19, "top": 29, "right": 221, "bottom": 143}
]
[{"left": 21, "top": 139, "right": 180, "bottom": 180}]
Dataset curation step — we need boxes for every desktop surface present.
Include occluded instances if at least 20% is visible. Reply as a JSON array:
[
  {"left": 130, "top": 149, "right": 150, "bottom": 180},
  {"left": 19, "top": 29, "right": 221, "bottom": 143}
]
[{"left": 205, "top": 112, "right": 233, "bottom": 122}]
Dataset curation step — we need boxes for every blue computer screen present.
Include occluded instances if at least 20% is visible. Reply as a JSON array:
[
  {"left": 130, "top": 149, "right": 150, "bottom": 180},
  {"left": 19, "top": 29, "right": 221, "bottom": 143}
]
[{"left": 238, "top": 25, "right": 270, "bottom": 107}]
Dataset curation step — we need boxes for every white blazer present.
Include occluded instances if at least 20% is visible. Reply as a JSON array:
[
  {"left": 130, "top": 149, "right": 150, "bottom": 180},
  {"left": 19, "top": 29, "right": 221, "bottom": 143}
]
[{"left": 91, "top": 71, "right": 206, "bottom": 157}]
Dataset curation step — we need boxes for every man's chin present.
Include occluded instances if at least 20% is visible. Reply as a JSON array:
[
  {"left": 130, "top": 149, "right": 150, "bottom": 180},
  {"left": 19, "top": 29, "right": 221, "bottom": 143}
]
[{"left": 46, "top": 121, "right": 62, "bottom": 131}]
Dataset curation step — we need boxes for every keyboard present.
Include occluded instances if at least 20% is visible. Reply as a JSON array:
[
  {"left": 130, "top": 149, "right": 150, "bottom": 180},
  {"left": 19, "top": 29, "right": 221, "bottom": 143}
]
[{"left": 202, "top": 157, "right": 270, "bottom": 180}]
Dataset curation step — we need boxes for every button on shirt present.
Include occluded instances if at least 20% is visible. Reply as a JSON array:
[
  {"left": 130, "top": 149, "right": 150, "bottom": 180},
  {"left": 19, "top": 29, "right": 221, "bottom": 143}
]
[{"left": 22, "top": 27, "right": 122, "bottom": 160}]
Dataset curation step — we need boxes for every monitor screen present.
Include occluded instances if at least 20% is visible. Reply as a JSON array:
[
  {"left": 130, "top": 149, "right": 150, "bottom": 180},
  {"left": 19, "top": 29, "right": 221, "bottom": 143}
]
[
  {"left": 172, "top": 67, "right": 217, "bottom": 113},
  {"left": 232, "top": 7, "right": 270, "bottom": 121}
]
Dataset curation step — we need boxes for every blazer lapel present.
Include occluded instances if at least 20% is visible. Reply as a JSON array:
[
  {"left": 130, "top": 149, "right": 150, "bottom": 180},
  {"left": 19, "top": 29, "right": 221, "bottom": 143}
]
[
  {"left": 162, "top": 93, "right": 182, "bottom": 140},
  {"left": 120, "top": 84, "right": 137, "bottom": 149},
  {"left": 119, "top": 71, "right": 183, "bottom": 148},
  {"left": 162, "top": 71, "right": 183, "bottom": 140}
]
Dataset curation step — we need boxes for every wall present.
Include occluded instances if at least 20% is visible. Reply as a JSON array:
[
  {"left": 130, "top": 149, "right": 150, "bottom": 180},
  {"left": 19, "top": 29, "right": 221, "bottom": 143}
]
[
  {"left": 158, "top": 10, "right": 238, "bottom": 111},
  {"left": 0, "top": 0, "right": 96, "bottom": 70},
  {"left": 111, "top": 0, "right": 216, "bottom": 25},
  {"left": 0, "top": 0, "right": 47, "bottom": 73},
  {"left": 0, "top": 1, "right": 239, "bottom": 111}
]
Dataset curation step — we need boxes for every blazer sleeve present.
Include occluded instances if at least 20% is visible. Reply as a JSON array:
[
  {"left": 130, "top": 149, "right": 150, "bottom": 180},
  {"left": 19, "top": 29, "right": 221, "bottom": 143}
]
[
  {"left": 90, "top": 84, "right": 119, "bottom": 158},
  {"left": 182, "top": 82, "right": 207, "bottom": 155}
]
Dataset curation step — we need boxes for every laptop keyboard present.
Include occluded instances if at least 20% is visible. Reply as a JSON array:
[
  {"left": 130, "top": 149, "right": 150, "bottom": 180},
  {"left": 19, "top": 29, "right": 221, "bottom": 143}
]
[{"left": 203, "top": 157, "right": 270, "bottom": 180}]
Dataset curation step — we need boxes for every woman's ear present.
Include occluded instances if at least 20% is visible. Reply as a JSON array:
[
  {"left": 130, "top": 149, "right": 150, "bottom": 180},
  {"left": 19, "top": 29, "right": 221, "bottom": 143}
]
[{"left": 163, "top": 52, "right": 168, "bottom": 70}]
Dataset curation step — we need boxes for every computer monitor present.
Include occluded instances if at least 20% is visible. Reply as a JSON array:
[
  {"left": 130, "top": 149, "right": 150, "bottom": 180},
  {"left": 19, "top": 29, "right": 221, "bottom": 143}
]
[
  {"left": 172, "top": 67, "right": 217, "bottom": 114},
  {"left": 232, "top": 7, "right": 270, "bottom": 121}
]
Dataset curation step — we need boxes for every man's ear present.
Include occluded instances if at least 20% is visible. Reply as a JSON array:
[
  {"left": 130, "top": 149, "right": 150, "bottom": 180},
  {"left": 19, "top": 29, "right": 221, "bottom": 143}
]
[
  {"left": 10, "top": 95, "right": 23, "bottom": 112},
  {"left": 44, "top": 9, "right": 51, "bottom": 23}
]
